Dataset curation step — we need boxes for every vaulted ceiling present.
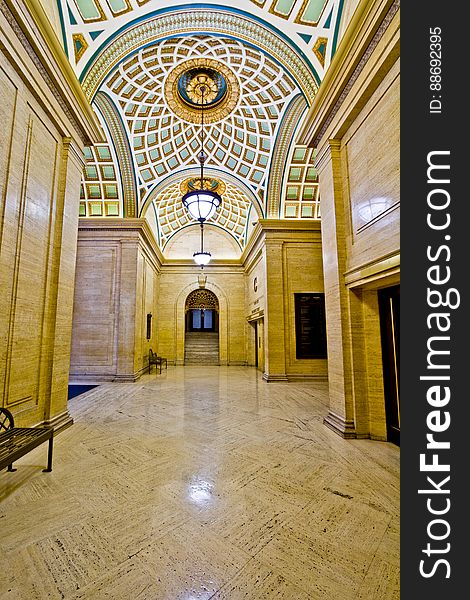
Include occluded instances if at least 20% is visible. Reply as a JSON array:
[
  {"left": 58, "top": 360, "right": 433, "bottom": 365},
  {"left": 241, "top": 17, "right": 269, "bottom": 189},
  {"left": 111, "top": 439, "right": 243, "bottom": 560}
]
[{"left": 59, "top": 0, "right": 344, "bottom": 256}]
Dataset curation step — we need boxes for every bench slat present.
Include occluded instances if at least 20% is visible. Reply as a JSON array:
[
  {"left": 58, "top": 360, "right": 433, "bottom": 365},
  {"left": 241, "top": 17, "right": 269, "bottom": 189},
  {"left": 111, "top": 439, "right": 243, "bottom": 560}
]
[{"left": 0, "top": 427, "right": 53, "bottom": 472}]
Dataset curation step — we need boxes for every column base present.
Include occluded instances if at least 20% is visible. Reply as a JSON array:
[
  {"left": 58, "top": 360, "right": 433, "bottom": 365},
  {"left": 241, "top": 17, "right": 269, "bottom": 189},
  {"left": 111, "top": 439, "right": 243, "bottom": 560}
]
[
  {"left": 262, "top": 372, "right": 288, "bottom": 382},
  {"left": 323, "top": 411, "right": 357, "bottom": 438},
  {"left": 287, "top": 374, "right": 328, "bottom": 382},
  {"left": 42, "top": 410, "right": 74, "bottom": 433}
]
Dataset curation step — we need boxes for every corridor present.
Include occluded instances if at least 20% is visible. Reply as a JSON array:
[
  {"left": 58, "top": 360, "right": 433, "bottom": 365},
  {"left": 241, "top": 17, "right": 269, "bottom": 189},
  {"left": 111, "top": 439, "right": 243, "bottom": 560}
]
[{"left": 0, "top": 367, "right": 399, "bottom": 599}]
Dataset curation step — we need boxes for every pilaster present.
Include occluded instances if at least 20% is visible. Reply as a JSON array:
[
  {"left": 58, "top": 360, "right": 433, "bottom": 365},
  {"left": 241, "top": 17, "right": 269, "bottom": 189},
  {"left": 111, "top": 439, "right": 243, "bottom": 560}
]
[
  {"left": 46, "top": 138, "right": 85, "bottom": 430},
  {"left": 316, "top": 140, "right": 356, "bottom": 437},
  {"left": 262, "top": 238, "right": 288, "bottom": 382}
]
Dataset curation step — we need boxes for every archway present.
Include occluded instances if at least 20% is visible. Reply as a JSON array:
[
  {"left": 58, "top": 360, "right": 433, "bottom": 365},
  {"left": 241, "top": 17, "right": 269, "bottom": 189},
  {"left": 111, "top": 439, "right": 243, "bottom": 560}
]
[{"left": 184, "top": 289, "right": 220, "bottom": 365}]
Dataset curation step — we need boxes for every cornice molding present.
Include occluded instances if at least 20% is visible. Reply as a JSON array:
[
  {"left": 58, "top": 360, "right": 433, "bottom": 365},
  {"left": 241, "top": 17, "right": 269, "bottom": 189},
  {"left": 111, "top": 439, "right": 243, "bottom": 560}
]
[
  {"left": 297, "top": 0, "right": 399, "bottom": 147},
  {"left": 258, "top": 218, "right": 322, "bottom": 233},
  {"left": 344, "top": 251, "right": 400, "bottom": 287},
  {"left": 1, "top": 0, "right": 102, "bottom": 145},
  {"left": 78, "top": 217, "right": 164, "bottom": 265},
  {"left": 241, "top": 217, "right": 321, "bottom": 266}
]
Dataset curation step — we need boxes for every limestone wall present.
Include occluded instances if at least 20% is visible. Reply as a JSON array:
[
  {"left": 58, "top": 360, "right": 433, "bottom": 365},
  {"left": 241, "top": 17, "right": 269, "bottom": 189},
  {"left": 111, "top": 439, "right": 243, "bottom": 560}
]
[
  {"left": 243, "top": 221, "right": 325, "bottom": 381},
  {"left": 70, "top": 219, "right": 327, "bottom": 380},
  {"left": 135, "top": 248, "right": 160, "bottom": 375},
  {"left": 298, "top": 0, "right": 400, "bottom": 438},
  {"left": 69, "top": 220, "right": 161, "bottom": 381},
  {"left": 0, "top": 0, "right": 101, "bottom": 428},
  {"left": 283, "top": 239, "right": 326, "bottom": 379},
  {"left": 341, "top": 60, "right": 399, "bottom": 273},
  {"left": 244, "top": 240, "right": 266, "bottom": 368}
]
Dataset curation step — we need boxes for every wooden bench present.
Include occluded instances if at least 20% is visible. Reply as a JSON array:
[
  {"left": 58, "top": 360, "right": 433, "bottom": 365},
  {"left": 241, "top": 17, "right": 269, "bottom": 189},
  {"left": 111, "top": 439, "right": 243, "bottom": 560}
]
[
  {"left": 148, "top": 349, "right": 168, "bottom": 374},
  {"left": 0, "top": 407, "right": 54, "bottom": 474}
]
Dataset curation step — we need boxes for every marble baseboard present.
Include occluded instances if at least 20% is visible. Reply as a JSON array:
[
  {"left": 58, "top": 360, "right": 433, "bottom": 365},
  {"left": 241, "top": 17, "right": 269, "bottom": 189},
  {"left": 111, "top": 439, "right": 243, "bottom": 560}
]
[
  {"left": 69, "top": 373, "right": 119, "bottom": 383},
  {"left": 287, "top": 374, "right": 329, "bottom": 382}
]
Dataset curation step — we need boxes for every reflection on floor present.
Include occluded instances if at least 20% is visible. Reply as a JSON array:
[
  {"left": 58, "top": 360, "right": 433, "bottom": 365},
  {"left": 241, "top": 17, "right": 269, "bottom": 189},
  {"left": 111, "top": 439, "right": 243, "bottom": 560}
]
[{"left": 0, "top": 367, "right": 399, "bottom": 599}]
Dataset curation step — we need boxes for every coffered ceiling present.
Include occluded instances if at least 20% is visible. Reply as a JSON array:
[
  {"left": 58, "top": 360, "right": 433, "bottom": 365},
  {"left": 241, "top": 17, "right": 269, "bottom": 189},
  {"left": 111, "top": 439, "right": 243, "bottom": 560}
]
[{"left": 63, "top": 1, "right": 344, "bottom": 255}]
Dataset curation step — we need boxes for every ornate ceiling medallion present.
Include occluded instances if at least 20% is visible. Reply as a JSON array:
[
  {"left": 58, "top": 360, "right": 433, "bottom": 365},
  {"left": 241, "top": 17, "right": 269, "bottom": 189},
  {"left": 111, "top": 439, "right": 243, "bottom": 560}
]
[
  {"left": 178, "top": 68, "right": 227, "bottom": 108},
  {"left": 165, "top": 58, "right": 240, "bottom": 124}
]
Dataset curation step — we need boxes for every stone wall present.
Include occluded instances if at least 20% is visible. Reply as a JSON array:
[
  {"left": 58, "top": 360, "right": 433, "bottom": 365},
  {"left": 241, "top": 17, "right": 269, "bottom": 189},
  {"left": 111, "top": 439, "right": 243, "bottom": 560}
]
[
  {"left": 0, "top": 0, "right": 101, "bottom": 428},
  {"left": 70, "top": 219, "right": 326, "bottom": 381},
  {"left": 243, "top": 221, "right": 326, "bottom": 382},
  {"left": 157, "top": 266, "right": 246, "bottom": 366},
  {"left": 69, "top": 220, "right": 161, "bottom": 381},
  {"left": 298, "top": 0, "right": 400, "bottom": 438}
]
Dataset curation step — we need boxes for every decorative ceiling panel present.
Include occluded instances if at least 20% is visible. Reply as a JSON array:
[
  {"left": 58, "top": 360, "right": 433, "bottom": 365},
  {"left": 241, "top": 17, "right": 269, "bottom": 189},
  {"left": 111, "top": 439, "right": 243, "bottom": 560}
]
[
  {"left": 154, "top": 177, "right": 253, "bottom": 250},
  {"left": 80, "top": 108, "right": 124, "bottom": 217},
  {"left": 280, "top": 144, "right": 321, "bottom": 219},
  {"left": 101, "top": 35, "right": 301, "bottom": 216},
  {"left": 67, "top": 1, "right": 337, "bottom": 247}
]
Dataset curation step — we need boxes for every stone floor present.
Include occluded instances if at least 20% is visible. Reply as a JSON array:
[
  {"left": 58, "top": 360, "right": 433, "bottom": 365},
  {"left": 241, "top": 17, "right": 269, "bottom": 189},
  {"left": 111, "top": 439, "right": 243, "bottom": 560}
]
[{"left": 0, "top": 366, "right": 400, "bottom": 599}]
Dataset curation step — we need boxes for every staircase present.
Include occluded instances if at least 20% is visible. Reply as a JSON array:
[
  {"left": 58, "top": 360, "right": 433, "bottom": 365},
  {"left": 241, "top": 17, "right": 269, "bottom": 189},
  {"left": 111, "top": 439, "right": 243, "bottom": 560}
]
[{"left": 184, "top": 332, "right": 219, "bottom": 364}]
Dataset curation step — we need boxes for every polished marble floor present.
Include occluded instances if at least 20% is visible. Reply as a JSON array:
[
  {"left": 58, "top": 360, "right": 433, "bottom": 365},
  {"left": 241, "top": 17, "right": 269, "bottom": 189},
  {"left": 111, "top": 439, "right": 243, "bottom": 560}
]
[{"left": 0, "top": 367, "right": 399, "bottom": 599}]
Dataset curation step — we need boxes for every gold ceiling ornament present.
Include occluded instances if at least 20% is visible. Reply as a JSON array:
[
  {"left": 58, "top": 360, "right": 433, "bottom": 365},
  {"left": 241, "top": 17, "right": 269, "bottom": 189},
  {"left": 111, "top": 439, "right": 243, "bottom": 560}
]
[
  {"left": 165, "top": 58, "right": 240, "bottom": 124},
  {"left": 179, "top": 177, "right": 226, "bottom": 197},
  {"left": 182, "top": 69, "right": 226, "bottom": 107}
]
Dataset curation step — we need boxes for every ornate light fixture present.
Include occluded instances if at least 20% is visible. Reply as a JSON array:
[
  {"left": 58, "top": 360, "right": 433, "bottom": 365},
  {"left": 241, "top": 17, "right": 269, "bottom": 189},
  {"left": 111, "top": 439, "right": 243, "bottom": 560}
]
[{"left": 181, "top": 76, "right": 222, "bottom": 265}]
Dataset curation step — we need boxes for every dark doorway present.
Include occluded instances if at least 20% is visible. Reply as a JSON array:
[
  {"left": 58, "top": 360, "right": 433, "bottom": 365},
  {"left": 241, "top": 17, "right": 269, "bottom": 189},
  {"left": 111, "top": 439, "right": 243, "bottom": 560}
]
[
  {"left": 378, "top": 285, "right": 400, "bottom": 445},
  {"left": 186, "top": 309, "right": 218, "bottom": 332},
  {"left": 254, "top": 321, "right": 258, "bottom": 368}
]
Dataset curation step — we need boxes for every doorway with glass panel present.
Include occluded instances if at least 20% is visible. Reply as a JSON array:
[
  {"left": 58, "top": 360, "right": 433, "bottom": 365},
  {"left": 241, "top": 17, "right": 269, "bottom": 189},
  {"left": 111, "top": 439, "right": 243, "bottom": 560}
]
[{"left": 184, "top": 289, "right": 219, "bottom": 364}]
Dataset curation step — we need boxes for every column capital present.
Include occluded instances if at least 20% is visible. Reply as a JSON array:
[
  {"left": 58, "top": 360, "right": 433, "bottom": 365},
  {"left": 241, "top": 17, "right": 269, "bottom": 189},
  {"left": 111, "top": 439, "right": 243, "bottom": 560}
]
[
  {"left": 62, "top": 137, "right": 86, "bottom": 169},
  {"left": 315, "top": 139, "right": 341, "bottom": 174}
]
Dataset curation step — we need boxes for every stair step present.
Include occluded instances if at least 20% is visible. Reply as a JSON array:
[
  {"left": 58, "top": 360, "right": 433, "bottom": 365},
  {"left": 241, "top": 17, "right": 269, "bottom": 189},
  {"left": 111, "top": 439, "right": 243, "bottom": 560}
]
[{"left": 184, "top": 332, "right": 219, "bottom": 364}]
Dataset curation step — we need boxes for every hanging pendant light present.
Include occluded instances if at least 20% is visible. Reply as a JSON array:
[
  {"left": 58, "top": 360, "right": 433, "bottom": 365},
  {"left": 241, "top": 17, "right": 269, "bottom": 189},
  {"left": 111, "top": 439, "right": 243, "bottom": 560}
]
[
  {"left": 181, "top": 82, "right": 222, "bottom": 265},
  {"left": 193, "top": 202, "right": 212, "bottom": 265},
  {"left": 182, "top": 188, "right": 221, "bottom": 223}
]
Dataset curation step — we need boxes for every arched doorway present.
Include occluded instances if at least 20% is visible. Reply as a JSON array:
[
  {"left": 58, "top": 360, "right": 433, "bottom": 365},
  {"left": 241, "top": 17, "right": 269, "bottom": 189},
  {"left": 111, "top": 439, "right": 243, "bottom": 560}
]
[{"left": 184, "top": 289, "right": 219, "bottom": 365}]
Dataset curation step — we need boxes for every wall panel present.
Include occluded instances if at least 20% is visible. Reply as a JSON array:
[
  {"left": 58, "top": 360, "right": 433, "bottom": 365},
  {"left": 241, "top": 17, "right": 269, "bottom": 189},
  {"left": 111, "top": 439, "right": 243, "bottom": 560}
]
[
  {"left": 70, "top": 244, "right": 119, "bottom": 371},
  {"left": 5, "top": 111, "right": 59, "bottom": 412}
]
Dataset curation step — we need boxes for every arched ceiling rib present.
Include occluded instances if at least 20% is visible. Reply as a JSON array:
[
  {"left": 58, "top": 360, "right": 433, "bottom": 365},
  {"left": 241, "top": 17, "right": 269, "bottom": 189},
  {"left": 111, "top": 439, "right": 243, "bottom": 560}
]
[{"left": 59, "top": 1, "right": 344, "bottom": 86}]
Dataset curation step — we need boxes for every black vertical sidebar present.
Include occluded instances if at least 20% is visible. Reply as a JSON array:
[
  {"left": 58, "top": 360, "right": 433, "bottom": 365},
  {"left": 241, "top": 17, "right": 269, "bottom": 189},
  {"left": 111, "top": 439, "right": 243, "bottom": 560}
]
[{"left": 401, "top": 2, "right": 467, "bottom": 598}]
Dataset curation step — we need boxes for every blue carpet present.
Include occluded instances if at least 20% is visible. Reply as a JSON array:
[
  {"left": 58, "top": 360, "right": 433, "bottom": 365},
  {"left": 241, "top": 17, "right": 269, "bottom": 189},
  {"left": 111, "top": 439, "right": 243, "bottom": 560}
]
[{"left": 67, "top": 384, "right": 98, "bottom": 400}]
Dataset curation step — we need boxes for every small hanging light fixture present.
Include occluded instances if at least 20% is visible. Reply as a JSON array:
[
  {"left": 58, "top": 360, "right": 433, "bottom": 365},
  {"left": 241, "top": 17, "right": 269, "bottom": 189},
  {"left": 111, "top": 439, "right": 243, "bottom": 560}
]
[
  {"left": 181, "top": 81, "right": 222, "bottom": 266},
  {"left": 193, "top": 221, "right": 211, "bottom": 266}
]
